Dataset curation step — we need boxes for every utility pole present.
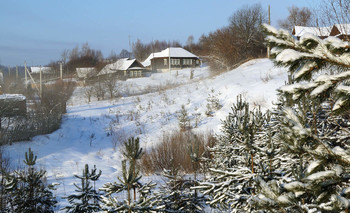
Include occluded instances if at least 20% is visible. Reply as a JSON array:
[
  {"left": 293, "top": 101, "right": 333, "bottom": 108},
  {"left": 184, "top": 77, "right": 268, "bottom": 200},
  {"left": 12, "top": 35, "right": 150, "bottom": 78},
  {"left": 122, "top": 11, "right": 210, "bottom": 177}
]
[
  {"left": 267, "top": 5, "right": 271, "bottom": 58},
  {"left": 8, "top": 66, "right": 10, "bottom": 77},
  {"left": 59, "top": 62, "right": 63, "bottom": 80},
  {"left": 39, "top": 65, "right": 42, "bottom": 98},
  {"left": 168, "top": 47, "right": 171, "bottom": 73},
  {"left": 24, "top": 61, "right": 28, "bottom": 85},
  {"left": 16, "top": 65, "right": 18, "bottom": 80}
]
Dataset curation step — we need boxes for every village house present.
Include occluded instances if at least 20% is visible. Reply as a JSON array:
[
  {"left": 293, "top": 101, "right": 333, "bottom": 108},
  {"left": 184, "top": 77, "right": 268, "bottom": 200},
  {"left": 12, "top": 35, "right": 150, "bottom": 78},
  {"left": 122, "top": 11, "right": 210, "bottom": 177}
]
[
  {"left": 292, "top": 26, "right": 331, "bottom": 39},
  {"left": 30, "top": 66, "right": 55, "bottom": 75},
  {"left": 98, "top": 58, "right": 145, "bottom": 78},
  {"left": 76, "top": 67, "right": 97, "bottom": 80},
  {"left": 142, "top": 47, "right": 200, "bottom": 72},
  {"left": 292, "top": 24, "right": 350, "bottom": 40}
]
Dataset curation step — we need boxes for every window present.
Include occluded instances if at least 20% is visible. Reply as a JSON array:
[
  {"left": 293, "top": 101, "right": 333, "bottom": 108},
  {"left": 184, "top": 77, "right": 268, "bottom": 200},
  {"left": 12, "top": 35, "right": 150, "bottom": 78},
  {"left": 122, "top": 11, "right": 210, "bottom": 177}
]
[
  {"left": 196, "top": 60, "right": 199, "bottom": 65},
  {"left": 189, "top": 59, "right": 192, "bottom": 65},
  {"left": 164, "top": 59, "right": 167, "bottom": 66}
]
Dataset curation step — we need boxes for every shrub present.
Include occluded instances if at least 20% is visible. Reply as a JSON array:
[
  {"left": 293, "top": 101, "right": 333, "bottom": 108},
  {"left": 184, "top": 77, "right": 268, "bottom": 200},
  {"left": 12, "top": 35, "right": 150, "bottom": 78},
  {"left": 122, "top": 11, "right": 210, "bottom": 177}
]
[{"left": 141, "top": 130, "right": 216, "bottom": 175}]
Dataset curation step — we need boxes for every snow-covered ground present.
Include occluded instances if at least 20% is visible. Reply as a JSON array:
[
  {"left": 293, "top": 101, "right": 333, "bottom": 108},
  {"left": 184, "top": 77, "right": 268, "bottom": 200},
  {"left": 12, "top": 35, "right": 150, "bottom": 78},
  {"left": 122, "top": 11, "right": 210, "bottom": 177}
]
[{"left": 5, "top": 58, "right": 287, "bottom": 209}]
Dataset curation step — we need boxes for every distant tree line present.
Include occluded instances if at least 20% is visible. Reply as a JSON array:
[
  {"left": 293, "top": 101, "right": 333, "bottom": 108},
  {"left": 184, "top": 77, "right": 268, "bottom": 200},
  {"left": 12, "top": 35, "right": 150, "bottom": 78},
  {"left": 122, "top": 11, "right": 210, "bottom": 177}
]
[
  {"left": 132, "top": 4, "right": 267, "bottom": 74},
  {"left": 132, "top": 39, "right": 182, "bottom": 62}
]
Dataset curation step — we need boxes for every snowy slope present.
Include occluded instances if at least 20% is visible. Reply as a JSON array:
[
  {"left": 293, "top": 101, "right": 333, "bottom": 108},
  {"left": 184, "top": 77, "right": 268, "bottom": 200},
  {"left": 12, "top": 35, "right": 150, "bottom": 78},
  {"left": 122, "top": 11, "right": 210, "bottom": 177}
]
[{"left": 4, "top": 58, "right": 287, "bottom": 209}]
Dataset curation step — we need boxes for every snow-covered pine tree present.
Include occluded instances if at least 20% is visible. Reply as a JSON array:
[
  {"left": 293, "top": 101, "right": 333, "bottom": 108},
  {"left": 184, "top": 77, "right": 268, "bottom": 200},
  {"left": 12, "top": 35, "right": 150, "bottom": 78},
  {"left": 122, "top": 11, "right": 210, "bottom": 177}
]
[
  {"left": 177, "top": 105, "right": 191, "bottom": 131},
  {"left": 250, "top": 24, "right": 350, "bottom": 212},
  {"left": 100, "top": 137, "right": 158, "bottom": 212},
  {"left": 63, "top": 164, "right": 102, "bottom": 213},
  {"left": 263, "top": 23, "right": 350, "bottom": 112},
  {"left": 123, "top": 137, "right": 143, "bottom": 202},
  {"left": 4, "top": 148, "right": 57, "bottom": 212},
  {"left": 155, "top": 168, "right": 206, "bottom": 213},
  {"left": 196, "top": 96, "right": 271, "bottom": 211}
]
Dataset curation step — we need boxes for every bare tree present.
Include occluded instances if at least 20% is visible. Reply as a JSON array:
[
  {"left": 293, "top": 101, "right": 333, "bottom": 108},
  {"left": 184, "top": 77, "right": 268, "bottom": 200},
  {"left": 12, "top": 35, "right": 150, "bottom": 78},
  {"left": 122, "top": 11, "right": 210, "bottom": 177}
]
[
  {"left": 199, "top": 3, "right": 266, "bottom": 73},
  {"left": 84, "top": 85, "right": 94, "bottom": 103},
  {"left": 61, "top": 49, "right": 69, "bottom": 65},
  {"left": 278, "top": 6, "right": 313, "bottom": 31},
  {"left": 132, "top": 39, "right": 151, "bottom": 62},
  {"left": 229, "top": 3, "right": 267, "bottom": 59},
  {"left": 108, "top": 50, "right": 119, "bottom": 61},
  {"left": 119, "top": 49, "right": 132, "bottom": 58},
  {"left": 315, "top": 0, "right": 350, "bottom": 26},
  {"left": 185, "top": 35, "right": 194, "bottom": 52},
  {"left": 104, "top": 77, "right": 118, "bottom": 99},
  {"left": 93, "top": 78, "right": 106, "bottom": 101}
]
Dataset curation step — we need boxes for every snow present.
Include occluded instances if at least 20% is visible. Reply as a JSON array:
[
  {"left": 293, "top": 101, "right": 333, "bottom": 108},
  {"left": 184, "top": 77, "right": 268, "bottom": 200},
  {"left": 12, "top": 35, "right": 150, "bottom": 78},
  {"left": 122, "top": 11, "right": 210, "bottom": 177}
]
[
  {"left": 310, "top": 81, "right": 333, "bottom": 97},
  {"left": 306, "top": 160, "right": 322, "bottom": 175},
  {"left": 324, "top": 36, "right": 349, "bottom": 49},
  {"left": 4, "top": 58, "right": 288, "bottom": 209},
  {"left": 283, "top": 181, "right": 305, "bottom": 191},
  {"left": 0, "top": 94, "right": 26, "bottom": 101},
  {"left": 336, "top": 85, "right": 350, "bottom": 94},
  {"left": 333, "top": 97, "right": 346, "bottom": 111},
  {"left": 262, "top": 23, "right": 278, "bottom": 35},
  {"left": 294, "top": 61, "right": 317, "bottom": 80},
  {"left": 277, "top": 195, "right": 291, "bottom": 204},
  {"left": 30, "top": 66, "right": 53, "bottom": 74},
  {"left": 299, "top": 33, "right": 322, "bottom": 44},
  {"left": 333, "top": 24, "right": 350, "bottom": 36},
  {"left": 276, "top": 49, "right": 310, "bottom": 63},
  {"left": 76, "top": 67, "right": 96, "bottom": 79},
  {"left": 306, "top": 171, "right": 336, "bottom": 181},
  {"left": 293, "top": 26, "right": 331, "bottom": 37}
]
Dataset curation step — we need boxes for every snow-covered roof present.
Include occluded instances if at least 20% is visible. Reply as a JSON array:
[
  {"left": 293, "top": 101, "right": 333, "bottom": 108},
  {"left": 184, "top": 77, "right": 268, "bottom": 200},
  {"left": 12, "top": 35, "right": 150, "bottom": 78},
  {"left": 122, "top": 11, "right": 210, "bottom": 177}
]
[
  {"left": 293, "top": 26, "right": 331, "bottom": 37},
  {"left": 0, "top": 94, "right": 26, "bottom": 101},
  {"left": 142, "top": 47, "right": 199, "bottom": 67},
  {"left": 76, "top": 67, "right": 97, "bottom": 79},
  {"left": 30, "top": 66, "right": 54, "bottom": 74},
  {"left": 333, "top": 24, "right": 350, "bottom": 35},
  {"left": 98, "top": 58, "right": 140, "bottom": 75}
]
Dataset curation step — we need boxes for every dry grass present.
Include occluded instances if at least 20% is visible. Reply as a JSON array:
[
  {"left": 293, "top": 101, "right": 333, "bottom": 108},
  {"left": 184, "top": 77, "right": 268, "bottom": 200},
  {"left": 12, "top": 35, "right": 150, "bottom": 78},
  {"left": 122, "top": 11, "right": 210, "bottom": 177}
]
[{"left": 141, "top": 130, "right": 216, "bottom": 175}]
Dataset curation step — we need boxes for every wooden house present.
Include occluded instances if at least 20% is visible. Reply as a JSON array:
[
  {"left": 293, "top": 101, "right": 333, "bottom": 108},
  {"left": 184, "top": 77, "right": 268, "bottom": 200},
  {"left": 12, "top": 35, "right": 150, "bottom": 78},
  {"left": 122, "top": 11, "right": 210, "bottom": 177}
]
[
  {"left": 98, "top": 58, "right": 145, "bottom": 78},
  {"left": 76, "top": 67, "right": 97, "bottom": 80},
  {"left": 292, "top": 24, "right": 350, "bottom": 41},
  {"left": 29, "top": 66, "right": 57, "bottom": 80},
  {"left": 142, "top": 47, "right": 200, "bottom": 72}
]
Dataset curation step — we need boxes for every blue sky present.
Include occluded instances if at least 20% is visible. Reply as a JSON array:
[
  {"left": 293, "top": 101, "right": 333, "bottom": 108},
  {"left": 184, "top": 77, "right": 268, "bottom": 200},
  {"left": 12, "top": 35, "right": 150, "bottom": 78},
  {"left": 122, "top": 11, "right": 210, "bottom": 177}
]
[{"left": 0, "top": 0, "right": 315, "bottom": 66}]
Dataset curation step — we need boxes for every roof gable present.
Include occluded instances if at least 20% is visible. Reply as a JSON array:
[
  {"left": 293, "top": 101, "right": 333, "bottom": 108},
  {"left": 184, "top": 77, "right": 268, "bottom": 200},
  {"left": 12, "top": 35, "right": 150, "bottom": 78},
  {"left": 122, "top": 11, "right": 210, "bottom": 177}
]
[{"left": 332, "top": 24, "right": 350, "bottom": 36}]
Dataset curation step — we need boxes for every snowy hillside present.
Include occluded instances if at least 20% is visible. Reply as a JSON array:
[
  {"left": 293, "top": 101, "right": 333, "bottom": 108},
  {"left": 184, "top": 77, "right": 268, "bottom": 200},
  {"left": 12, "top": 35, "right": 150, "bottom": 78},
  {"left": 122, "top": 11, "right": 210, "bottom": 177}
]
[{"left": 5, "top": 58, "right": 287, "bottom": 209}]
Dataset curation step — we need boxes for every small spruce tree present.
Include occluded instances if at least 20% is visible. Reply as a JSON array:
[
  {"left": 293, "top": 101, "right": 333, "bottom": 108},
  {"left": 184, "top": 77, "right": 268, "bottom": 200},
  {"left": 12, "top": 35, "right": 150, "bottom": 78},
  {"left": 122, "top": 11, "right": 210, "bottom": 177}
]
[
  {"left": 4, "top": 148, "right": 57, "bottom": 212},
  {"left": 100, "top": 137, "right": 157, "bottom": 212},
  {"left": 63, "top": 164, "right": 102, "bottom": 213},
  {"left": 196, "top": 96, "right": 269, "bottom": 211}
]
